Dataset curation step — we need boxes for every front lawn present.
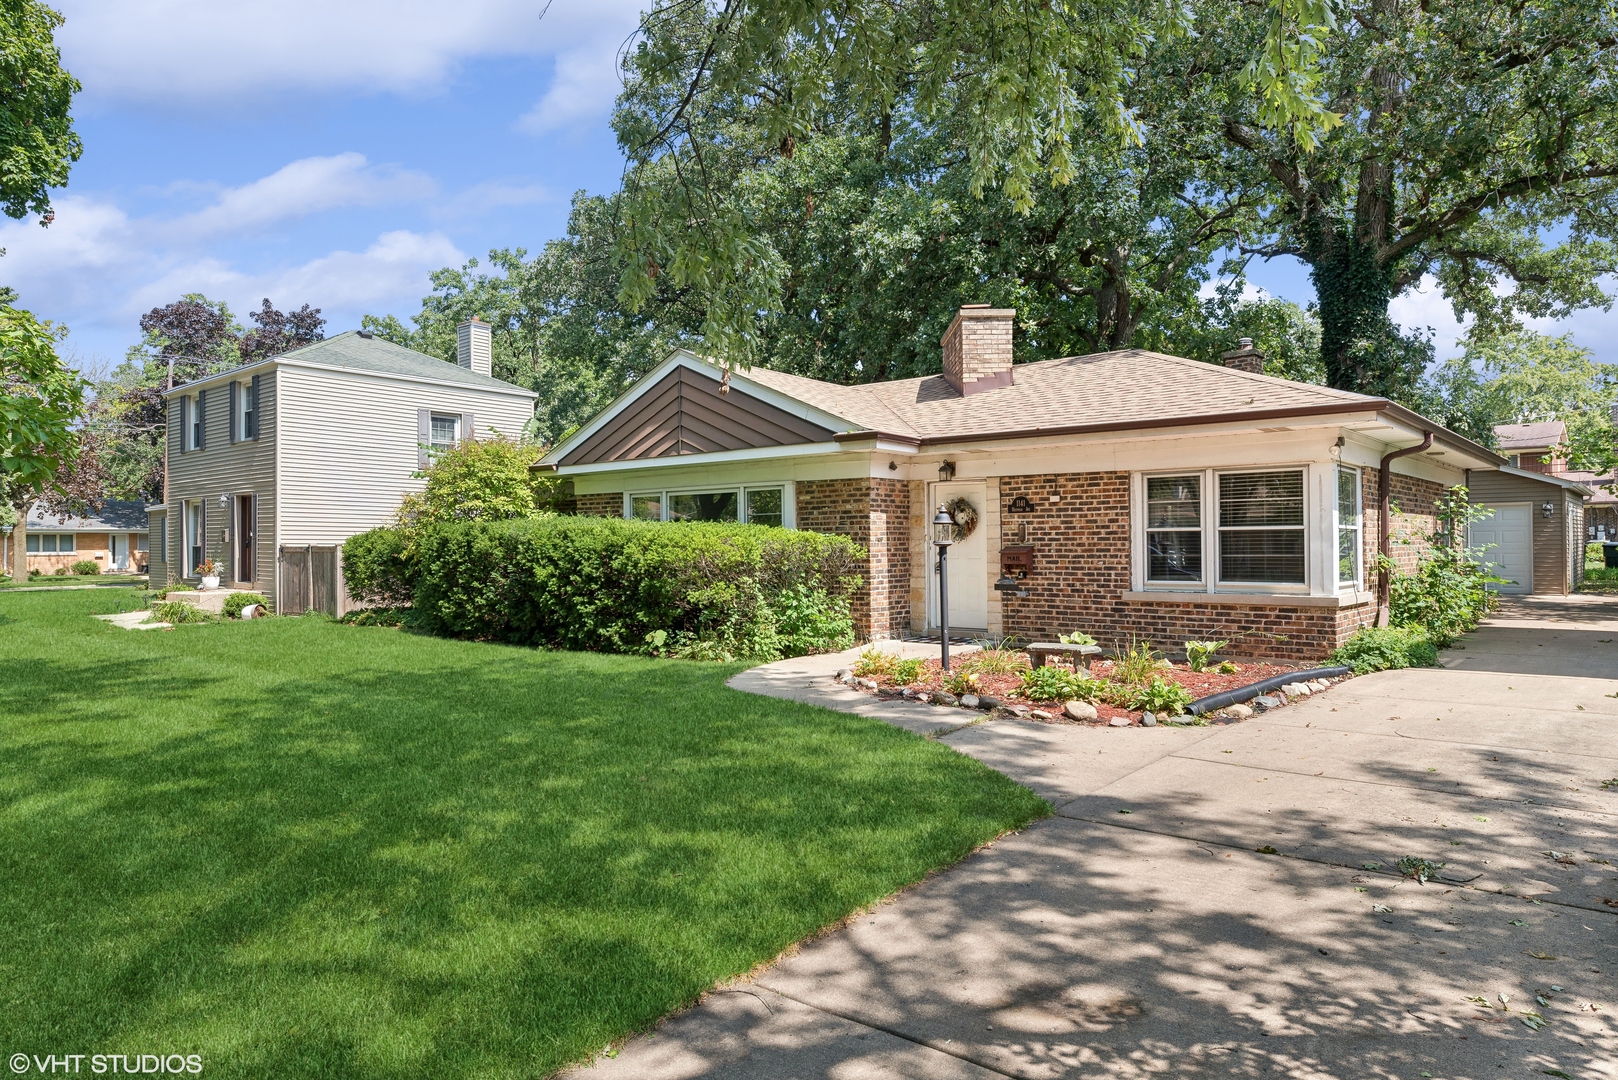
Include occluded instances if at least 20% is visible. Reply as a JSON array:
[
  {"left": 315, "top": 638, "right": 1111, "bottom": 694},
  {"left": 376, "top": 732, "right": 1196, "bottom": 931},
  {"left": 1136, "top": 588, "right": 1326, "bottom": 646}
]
[
  {"left": 0, "top": 590, "right": 1046, "bottom": 1078},
  {"left": 0, "top": 573, "right": 149, "bottom": 588}
]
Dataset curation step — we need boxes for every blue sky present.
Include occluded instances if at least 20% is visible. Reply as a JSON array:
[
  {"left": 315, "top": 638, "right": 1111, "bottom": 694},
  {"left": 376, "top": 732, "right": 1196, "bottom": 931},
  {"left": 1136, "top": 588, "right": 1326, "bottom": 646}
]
[{"left": 6, "top": 0, "right": 1615, "bottom": 376}]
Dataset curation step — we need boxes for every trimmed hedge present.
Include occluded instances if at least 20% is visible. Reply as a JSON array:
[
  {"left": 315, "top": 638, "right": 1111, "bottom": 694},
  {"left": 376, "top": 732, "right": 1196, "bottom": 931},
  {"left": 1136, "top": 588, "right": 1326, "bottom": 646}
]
[{"left": 345, "top": 516, "right": 864, "bottom": 659}]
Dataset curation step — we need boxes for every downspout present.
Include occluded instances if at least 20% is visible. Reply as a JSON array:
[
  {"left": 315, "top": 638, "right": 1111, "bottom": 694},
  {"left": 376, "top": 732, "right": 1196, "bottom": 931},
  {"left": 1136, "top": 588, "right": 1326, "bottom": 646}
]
[{"left": 1376, "top": 431, "right": 1434, "bottom": 626}]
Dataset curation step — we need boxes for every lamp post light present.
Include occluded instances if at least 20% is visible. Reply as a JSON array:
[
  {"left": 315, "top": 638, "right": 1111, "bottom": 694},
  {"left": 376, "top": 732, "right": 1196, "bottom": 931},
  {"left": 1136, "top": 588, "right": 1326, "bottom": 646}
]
[{"left": 933, "top": 505, "right": 955, "bottom": 671}]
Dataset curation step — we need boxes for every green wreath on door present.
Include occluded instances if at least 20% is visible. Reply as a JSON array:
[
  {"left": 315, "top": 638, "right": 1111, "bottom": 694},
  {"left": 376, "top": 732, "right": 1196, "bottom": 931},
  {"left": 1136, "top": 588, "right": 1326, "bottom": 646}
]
[{"left": 943, "top": 495, "right": 979, "bottom": 543}]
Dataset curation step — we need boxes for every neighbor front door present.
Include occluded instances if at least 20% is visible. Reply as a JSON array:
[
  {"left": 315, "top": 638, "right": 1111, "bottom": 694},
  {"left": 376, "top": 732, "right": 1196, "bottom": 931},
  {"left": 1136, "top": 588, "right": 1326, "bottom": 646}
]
[
  {"left": 929, "top": 480, "right": 989, "bottom": 633},
  {"left": 110, "top": 534, "right": 128, "bottom": 571},
  {"left": 235, "top": 495, "right": 255, "bottom": 584}
]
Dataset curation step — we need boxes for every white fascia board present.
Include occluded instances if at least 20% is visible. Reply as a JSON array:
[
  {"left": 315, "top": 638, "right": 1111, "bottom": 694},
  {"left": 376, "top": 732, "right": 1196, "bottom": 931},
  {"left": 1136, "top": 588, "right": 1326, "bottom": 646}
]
[
  {"left": 554, "top": 439, "right": 850, "bottom": 476},
  {"left": 163, "top": 358, "right": 277, "bottom": 397},
  {"left": 540, "top": 349, "right": 856, "bottom": 465},
  {"left": 164, "top": 357, "right": 537, "bottom": 400},
  {"left": 914, "top": 411, "right": 1385, "bottom": 459}
]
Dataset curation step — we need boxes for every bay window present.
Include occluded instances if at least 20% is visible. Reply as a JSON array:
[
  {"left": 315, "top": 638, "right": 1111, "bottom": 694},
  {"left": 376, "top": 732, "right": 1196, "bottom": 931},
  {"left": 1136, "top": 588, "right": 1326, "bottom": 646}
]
[{"left": 1218, "top": 471, "right": 1306, "bottom": 584}]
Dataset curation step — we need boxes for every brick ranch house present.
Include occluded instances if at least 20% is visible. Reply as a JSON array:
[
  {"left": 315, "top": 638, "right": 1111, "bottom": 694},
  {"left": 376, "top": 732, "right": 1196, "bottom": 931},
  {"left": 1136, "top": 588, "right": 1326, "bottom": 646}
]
[{"left": 537, "top": 305, "right": 1510, "bottom": 661}]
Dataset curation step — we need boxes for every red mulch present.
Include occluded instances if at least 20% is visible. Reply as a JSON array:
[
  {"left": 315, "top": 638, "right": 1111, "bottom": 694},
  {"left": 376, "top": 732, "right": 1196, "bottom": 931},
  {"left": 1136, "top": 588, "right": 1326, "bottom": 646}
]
[{"left": 862, "top": 655, "right": 1327, "bottom": 726}]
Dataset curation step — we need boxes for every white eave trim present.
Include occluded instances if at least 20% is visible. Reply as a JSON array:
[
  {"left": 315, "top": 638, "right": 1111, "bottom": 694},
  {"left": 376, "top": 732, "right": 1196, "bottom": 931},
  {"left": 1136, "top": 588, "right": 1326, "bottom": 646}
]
[
  {"left": 164, "top": 356, "right": 538, "bottom": 399},
  {"left": 541, "top": 349, "right": 856, "bottom": 466},
  {"left": 553, "top": 439, "right": 853, "bottom": 475}
]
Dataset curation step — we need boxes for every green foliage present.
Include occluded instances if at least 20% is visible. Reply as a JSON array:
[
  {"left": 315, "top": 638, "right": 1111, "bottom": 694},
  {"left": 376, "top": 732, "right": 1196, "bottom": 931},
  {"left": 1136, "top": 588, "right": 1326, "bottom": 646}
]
[
  {"left": 403, "top": 517, "right": 864, "bottom": 660},
  {"left": 0, "top": 0, "right": 81, "bottom": 222},
  {"left": 1128, "top": 677, "right": 1194, "bottom": 716},
  {"left": 942, "top": 669, "right": 981, "bottom": 697},
  {"left": 1417, "top": 331, "right": 1618, "bottom": 473},
  {"left": 1112, "top": 639, "right": 1164, "bottom": 685},
  {"left": 1183, "top": 639, "right": 1227, "bottom": 673},
  {"left": 1019, "top": 665, "right": 1105, "bottom": 704},
  {"left": 768, "top": 583, "right": 855, "bottom": 657},
  {"left": 964, "top": 644, "right": 1028, "bottom": 675},
  {"left": 152, "top": 583, "right": 194, "bottom": 600},
  {"left": 341, "top": 526, "right": 415, "bottom": 607},
  {"left": 337, "top": 607, "right": 412, "bottom": 628},
  {"left": 222, "top": 592, "right": 269, "bottom": 619},
  {"left": 0, "top": 305, "right": 87, "bottom": 506},
  {"left": 891, "top": 657, "right": 926, "bottom": 685},
  {"left": 398, "top": 436, "right": 564, "bottom": 529},
  {"left": 1330, "top": 627, "right": 1439, "bottom": 675},
  {"left": 852, "top": 648, "right": 897, "bottom": 679},
  {"left": 1056, "top": 630, "right": 1097, "bottom": 647},
  {"left": 1397, "top": 856, "right": 1444, "bottom": 885},
  {"left": 152, "top": 600, "right": 210, "bottom": 625},
  {"left": 1386, "top": 487, "right": 1498, "bottom": 646},
  {"left": 69, "top": 560, "right": 98, "bottom": 575},
  {"left": 51, "top": 565, "right": 66, "bottom": 575}
]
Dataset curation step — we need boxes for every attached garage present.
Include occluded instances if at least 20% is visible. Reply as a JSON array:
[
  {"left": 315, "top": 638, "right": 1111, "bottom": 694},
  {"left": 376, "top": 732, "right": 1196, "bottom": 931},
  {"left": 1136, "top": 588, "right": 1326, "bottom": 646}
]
[{"left": 1465, "top": 466, "right": 1590, "bottom": 595}]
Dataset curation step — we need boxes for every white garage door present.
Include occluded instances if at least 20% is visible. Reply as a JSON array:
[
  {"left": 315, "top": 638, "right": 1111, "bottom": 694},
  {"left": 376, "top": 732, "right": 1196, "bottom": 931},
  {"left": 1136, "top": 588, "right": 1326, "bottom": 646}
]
[{"left": 1469, "top": 503, "right": 1533, "bottom": 594}]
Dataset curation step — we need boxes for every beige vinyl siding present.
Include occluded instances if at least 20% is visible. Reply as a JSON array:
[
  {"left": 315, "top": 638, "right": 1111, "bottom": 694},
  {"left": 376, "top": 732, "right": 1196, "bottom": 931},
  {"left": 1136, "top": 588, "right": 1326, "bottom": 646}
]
[
  {"left": 163, "top": 369, "right": 279, "bottom": 601},
  {"left": 1465, "top": 469, "right": 1572, "bottom": 595},
  {"left": 273, "top": 364, "right": 534, "bottom": 546}
]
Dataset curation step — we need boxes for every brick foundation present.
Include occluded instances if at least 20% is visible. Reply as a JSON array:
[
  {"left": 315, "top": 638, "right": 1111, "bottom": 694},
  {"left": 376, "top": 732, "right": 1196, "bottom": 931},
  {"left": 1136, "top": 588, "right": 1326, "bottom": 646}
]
[{"left": 796, "top": 477, "right": 910, "bottom": 640}]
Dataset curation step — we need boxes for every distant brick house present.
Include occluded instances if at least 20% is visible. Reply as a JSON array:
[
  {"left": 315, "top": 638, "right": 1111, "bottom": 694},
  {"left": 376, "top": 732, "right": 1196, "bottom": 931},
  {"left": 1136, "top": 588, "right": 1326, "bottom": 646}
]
[
  {"left": 13, "top": 500, "right": 151, "bottom": 576},
  {"left": 539, "top": 305, "right": 1511, "bottom": 661}
]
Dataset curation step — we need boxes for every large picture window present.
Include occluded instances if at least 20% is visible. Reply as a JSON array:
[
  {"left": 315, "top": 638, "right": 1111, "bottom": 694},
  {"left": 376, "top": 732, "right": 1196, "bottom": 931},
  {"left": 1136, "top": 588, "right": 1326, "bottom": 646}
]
[
  {"left": 1337, "top": 466, "right": 1362, "bottom": 586},
  {"left": 1145, "top": 475, "right": 1202, "bottom": 583},
  {"left": 628, "top": 485, "right": 789, "bottom": 526},
  {"left": 25, "top": 534, "right": 76, "bottom": 554},
  {"left": 1218, "top": 471, "right": 1306, "bottom": 584}
]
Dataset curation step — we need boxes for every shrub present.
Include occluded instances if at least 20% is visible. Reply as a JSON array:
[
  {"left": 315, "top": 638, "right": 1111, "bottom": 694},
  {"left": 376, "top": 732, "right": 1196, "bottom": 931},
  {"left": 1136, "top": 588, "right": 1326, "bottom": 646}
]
[
  {"left": 398, "top": 435, "right": 569, "bottom": 527},
  {"left": 222, "top": 592, "right": 269, "bottom": 618},
  {"left": 1386, "top": 487, "right": 1496, "bottom": 646},
  {"left": 339, "top": 607, "right": 412, "bottom": 628},
  {"left": 965, "top": 641, "right": 1028, "bottom": 674},
  {"left": 342, "top": 526, "right": 415, "bottom": 606},
  {"left": 153, "top": 583, "right": 195, "bottom": 600},
  {"left": 1330, "top": 626, "right": 1438, "bottom": 675},
  {"left": 52, "top": 565, "right": 68, "bottom": 575},
  {"left": 942, "top": 669, "right": 980, "bottom": 696},
  {"left": 1020, "top": 665, "right": 1104, "bottom": 703},
  {"left": 27, "top": 568, "right": 41, "bottom": 578},
  {"left": 1129, "top": 676, "right": 1194, "bottom": 716},
  {"left": 770, "top": 584, "right": 855, "bottom": 656},
  {"left": 71, "top": 560, "right": 100, "bottom": 575},
  {"left": 406, "top": 516, "right": 864, "bottom": 659},
  {"left": 1183, "top": 639, "right": 1226, "bottom": 672},
  {"left": 152, "top": 600, "right": 211, "bottom": 624},
  {"left": 891, "top": 657, "right": 926, "bottom": 684},
  {"left": 852, "top": 648, "right": 896, "bottom": 678}
]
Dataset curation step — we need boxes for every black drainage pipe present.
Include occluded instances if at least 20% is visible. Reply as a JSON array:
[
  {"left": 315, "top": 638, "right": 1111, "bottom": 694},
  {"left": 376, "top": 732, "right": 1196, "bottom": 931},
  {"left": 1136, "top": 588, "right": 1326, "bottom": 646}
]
[{"left": 1187, "top": 666, "right": 1353, "bottom": 716}]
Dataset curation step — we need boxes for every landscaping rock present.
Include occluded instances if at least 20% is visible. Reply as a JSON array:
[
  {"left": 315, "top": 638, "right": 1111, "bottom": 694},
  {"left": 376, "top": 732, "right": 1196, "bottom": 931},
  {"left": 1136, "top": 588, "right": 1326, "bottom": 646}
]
[
  {"left": 1281, "top": 682, "right": 1310, "bottom": 696},
  {"left": 834, "top": 668, "right": 853, "bottom": 683},
  {"left": 900, "top": 687, "right": 916, "bottom": 698},
  {"left": 977, "top": 695, "right": 1003, "bottom": 710},
  {"left": 1140, "top": 711, "right": 1157, "bottom": 727},
  {"left": 1109, "top": 716, "right": 1132, "bottom": 727},
  {"left": 932, "top": 691, "right": 959, "bottom": 706},
  {"left": 1253, "top": 695, "right": 1282, "bottom": 711},
  {"left": 1222, "top": 703, "right": 1254, "bottom": 719},
  {"left": 1307, "top": 679, "right": 1329, "bottom": 692},
  {"left": 1006, "top": 704, "right": 1031, "bottom": 717},
  {"left": 1029, "top": 709, "right": 1053, "bottom": 721},
  {"left": 959, "top": 694, "right": 980, "bottom": 709},
  {"left": 1063, "top": 700, "right": 1098, "bottom": 722},
  {"left": 857, "top": 678, "right": 879, "bottom": 691}
]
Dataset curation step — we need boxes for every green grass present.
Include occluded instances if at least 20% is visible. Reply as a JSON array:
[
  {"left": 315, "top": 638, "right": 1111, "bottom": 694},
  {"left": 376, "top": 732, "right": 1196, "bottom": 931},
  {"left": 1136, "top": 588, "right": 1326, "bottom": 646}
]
[
  {"left": 0, "top": 590, "right": 1046, "bottom": 1078},
  {"left": 0, "top": 573, "right": 149, "bottom": 588}
]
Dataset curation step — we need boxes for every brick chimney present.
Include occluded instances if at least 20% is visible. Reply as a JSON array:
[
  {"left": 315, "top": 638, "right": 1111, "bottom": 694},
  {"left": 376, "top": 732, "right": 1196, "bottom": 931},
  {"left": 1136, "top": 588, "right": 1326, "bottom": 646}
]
[
  {"left": 457, "top": 317, "right": 493, "bottom": 377},
  {"left": 1221, "top": 337, "right": 1264, "bottom": 374},
  {"left": 941, "top": 305, "right": 1014, "bottom": 396}
]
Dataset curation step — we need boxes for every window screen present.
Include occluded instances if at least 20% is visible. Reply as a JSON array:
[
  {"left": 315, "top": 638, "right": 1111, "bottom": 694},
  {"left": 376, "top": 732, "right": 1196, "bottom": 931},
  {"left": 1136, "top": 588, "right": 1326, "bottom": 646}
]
[
  {"left": 1218, "top": 471, "right": 1305, "bottom": 583},
  {"left": 1145, "top": 475, "right": 1202, "bottom": 582},
  {"left": 744, "top": 488, "right": 784, "bottom": 527},
  {"left": 668, "top": 492, "right": 738, "bottom": 522}
]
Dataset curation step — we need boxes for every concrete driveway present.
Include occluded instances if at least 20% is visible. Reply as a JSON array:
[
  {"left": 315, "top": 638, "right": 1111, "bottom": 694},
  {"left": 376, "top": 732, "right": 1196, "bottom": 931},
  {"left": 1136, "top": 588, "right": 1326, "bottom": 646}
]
[{"left": 570, "top": 597, "right": 1618, "bottom": 1079}]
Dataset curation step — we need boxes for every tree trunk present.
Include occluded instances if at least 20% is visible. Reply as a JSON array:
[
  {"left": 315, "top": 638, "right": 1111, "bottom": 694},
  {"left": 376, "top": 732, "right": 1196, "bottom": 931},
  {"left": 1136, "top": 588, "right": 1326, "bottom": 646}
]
[
  {"left": 1306, "top": 221, "right": 1403, "bottom": 396},
  {"left": 11, "top": 504, "right": 28, "bottom": 581}
]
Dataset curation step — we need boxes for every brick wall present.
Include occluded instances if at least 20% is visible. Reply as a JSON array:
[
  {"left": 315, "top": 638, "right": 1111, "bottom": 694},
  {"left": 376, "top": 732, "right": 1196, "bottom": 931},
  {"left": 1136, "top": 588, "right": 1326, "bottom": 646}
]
[
  {"left": 575, "top": 492, "right": 622, "bottom": 517},
  {"left": 994, "top": 471, "right": 1376, "bottom": 662},
  {"left": 1362, "top": 467, "right": 1446, "bottom": 580},
  {"left": 796, "top": 477, "right": 910, "bottom": 639},
  {"left": 941, "top": 307, "right": 1014, "bottom": 395}
]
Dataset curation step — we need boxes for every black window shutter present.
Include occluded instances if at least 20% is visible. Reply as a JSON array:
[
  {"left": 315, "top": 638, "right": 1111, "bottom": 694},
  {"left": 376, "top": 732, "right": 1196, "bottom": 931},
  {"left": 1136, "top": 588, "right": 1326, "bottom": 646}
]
[
  {"left": 197, "top": 389, "right": 206, "bottom": 449},
  {"left": 461, "top": 413, "right": 475, "bottom": 443},
  {"left": 417, "top": 409, "right": 431, "bottom": 468},
  {"left": 178, "top": 397, "right": 188, "bottom": 453},
  {"left": 249, "top": 374, "right": 260, "bottom": 438},
  {"left": 229, "top": 382, "right": 239, "bottom": 443}
]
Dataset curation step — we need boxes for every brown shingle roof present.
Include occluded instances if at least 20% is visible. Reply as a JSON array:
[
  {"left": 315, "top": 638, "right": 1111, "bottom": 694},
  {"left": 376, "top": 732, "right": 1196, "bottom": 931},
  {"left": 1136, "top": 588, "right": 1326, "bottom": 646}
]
[
  {"left": 1493, "top": 421, "right": 1567, "bottom": 451},
  {"left": 741, "top": 349, "right": 1379, "bottom": 441}
]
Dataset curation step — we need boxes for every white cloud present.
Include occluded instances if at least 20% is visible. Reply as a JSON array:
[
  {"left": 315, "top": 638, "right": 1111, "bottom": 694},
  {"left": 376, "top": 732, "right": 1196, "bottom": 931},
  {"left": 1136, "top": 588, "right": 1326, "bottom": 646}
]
[
  {"left": 1389, "top": 275, "right": 1471, "bottom": 359},
  {"left": 56, "top": 0, "right": 646, "bottom": 105},
  {"left": 517, "top": 42, "right": 627, "bottom": 134},
  {"left": 433, "top": 181, "right": 555, "bottom": 221},
  {"left": 176, "top": 153, "right": 436, "bottom": 237}
]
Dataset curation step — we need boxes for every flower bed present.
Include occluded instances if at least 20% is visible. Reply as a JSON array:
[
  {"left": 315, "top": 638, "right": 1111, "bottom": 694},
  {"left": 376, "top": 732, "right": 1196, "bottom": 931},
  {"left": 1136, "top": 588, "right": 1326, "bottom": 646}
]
[{"left": 844, "top": 650, "right": 1332, "bottom": 726}]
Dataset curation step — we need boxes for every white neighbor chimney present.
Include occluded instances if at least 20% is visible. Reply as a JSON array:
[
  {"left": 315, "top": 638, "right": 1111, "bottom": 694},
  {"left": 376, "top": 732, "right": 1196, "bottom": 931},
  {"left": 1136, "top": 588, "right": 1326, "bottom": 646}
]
[{"left": 457, "top": 317, "right": 493, "bottom": 377}]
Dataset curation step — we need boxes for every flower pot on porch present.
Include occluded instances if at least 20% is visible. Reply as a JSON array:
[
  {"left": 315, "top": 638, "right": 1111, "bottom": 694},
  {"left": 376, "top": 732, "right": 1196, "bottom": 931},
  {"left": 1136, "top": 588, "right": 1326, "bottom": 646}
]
[{"left": 200, "top": 575, "right": 220, "bottom": 590}]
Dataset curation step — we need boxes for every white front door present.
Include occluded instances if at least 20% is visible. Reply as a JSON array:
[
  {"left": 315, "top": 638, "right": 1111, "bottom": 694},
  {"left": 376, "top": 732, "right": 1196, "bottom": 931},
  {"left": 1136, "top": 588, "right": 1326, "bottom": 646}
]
[
  {"left": 929, "top": 481, "right": 989, "bottom": 631},
  {"left": 1469, "top": 503, "right": 1533, "bottom": 594},
  {"left": 110, "top": 534, "right": 128, "bottom": 571}
]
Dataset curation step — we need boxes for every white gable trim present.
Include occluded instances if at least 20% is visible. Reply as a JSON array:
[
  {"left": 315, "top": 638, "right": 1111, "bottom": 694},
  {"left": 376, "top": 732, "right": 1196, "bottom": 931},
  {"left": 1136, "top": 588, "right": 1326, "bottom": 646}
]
[{"left": 540, "top": 350, "right": 856, "bottom": 466}]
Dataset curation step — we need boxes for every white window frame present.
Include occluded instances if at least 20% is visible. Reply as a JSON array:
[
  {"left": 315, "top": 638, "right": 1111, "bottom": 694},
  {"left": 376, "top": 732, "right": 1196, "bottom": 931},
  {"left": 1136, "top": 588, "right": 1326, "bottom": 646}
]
[
  {"left": 1336, "top": 465, "right": 1363, "bottom": 589},
  {"left": 184, "top": 499, "right": 203, "bottom": 576},
  {"left": 623, "top": 482, "right": 795, "bottom": 527},
  {"left": 189, "top": 395, "right": 203, "bottom": 450},
  {"left": 1142, "top": 473, "right": 1205, "bottom": 586},
  {"left": 428, "top": 413, "right": 461, "bottom": 454},
  {"left": 27, "top": 533, "right": 74, "bottom": 554},
  {"left": 1134, "top": 466, "right": 1314, "bottom": 596},
  {"left": 1215, "top": 467, "right": 1308, "bottom": 590}
]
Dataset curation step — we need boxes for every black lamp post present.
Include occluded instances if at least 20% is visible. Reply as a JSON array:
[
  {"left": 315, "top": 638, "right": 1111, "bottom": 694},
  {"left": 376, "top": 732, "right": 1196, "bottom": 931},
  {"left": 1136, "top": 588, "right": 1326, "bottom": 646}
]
[{"left": 933, "top": 505, "right": 955, "bottom": 671}]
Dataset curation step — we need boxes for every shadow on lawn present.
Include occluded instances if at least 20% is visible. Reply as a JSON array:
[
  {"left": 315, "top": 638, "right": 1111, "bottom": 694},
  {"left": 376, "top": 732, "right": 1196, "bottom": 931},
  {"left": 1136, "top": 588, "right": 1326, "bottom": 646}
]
[{"left": 0, "top": 625, "right": 1043, "bottom": 1079}]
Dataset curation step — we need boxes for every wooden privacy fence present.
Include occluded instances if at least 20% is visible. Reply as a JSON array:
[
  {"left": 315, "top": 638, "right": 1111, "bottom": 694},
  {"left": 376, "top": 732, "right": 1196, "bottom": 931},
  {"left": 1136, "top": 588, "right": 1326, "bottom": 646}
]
[{"left": 277, "top": 544, "right": 346, "bottom": 616}]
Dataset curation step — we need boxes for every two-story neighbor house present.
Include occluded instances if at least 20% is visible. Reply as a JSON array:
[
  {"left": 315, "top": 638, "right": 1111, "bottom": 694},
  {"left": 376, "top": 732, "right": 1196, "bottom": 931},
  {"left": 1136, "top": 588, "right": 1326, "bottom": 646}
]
[{"left": 149, "top": 320, "right": 536, "bottom": 610}]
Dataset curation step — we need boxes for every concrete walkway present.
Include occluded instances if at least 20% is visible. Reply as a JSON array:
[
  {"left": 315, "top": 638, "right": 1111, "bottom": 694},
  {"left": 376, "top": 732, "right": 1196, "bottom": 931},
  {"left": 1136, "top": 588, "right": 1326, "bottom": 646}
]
[{"left": 571, "top": 601, "right": 1618, "bottom": 1079}]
